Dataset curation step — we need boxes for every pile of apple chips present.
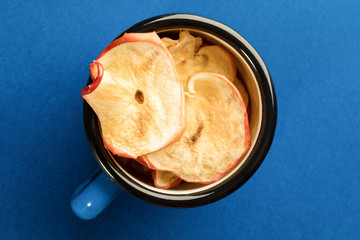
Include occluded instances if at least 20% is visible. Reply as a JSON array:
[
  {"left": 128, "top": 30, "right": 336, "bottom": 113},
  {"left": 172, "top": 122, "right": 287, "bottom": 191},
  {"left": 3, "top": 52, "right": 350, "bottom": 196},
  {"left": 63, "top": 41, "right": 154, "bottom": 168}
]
[{"left": 81, "top": 31, "right": 251, "bottom": 189}]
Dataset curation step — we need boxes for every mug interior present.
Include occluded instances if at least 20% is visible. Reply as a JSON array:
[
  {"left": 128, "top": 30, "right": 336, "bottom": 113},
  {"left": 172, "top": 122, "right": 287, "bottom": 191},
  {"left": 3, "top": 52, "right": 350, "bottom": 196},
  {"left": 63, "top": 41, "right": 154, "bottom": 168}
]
[{"left": 109, "top": 28, "right": 263, "bottom": 195}]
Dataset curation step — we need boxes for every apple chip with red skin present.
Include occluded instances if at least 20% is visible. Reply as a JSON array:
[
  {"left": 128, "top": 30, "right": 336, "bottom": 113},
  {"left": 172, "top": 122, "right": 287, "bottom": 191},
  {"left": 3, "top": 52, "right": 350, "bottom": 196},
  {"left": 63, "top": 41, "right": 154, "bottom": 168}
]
[
  {"left": 81, "top": 32, "right": 186, "bottom": 159},
  {"left": 132, "top": 158, "right": 180, "bottom": 189},
  {"left": 141, "top": 72, "right": 251, "bottom": 183},
  {"left": 152, "top": 170, "right": 182, "bottom": 189}
]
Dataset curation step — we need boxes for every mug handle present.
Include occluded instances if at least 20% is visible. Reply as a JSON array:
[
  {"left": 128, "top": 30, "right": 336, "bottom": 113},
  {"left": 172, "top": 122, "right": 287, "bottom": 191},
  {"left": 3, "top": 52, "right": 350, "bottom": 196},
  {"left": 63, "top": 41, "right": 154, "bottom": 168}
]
[{"left": 71, "top": 169, "right": 121, "bottom": 220}]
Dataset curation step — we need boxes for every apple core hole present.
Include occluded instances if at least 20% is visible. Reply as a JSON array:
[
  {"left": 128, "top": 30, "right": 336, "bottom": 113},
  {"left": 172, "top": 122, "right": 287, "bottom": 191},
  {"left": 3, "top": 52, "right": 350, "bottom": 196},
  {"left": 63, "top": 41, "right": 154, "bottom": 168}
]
[{"left": 135, "top": 90, "right": 144, "bottom": 104}]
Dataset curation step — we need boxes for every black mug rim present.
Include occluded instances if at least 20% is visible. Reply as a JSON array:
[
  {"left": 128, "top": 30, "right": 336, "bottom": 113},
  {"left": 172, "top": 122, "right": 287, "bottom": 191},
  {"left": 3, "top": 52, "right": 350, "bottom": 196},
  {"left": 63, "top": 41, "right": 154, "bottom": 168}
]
[{"left": 83, "top": 13, "right": 277, "bottom": 208}]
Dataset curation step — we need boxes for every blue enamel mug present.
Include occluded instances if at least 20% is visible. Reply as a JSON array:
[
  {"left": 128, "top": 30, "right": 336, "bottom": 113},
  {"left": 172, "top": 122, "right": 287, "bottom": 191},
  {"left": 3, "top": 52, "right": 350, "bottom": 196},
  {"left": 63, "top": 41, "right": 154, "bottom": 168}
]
[{"left": 71, "top": 13, "right": 277, "bottom": 220}]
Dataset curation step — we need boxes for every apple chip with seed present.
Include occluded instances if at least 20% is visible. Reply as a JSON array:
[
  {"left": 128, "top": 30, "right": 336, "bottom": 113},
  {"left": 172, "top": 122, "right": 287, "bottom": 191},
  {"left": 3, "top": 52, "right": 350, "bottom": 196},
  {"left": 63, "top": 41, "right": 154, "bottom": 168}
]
[
  {"left": 141, "top": 72, "right": 251, "bottom": 183},
  {"left": 81, "top": 32, "right": 186, "bottom": 159}
]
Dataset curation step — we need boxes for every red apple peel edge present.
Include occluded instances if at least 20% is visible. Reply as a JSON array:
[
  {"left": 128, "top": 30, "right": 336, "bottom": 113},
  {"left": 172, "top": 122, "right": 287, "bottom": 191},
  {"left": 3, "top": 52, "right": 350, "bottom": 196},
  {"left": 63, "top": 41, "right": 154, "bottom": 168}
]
[
  {"left": 81, "top": 61, "right": 104, "bottom": 97},
  {"left": 151, "top": 170, "right": 182, "bottom": 189}
]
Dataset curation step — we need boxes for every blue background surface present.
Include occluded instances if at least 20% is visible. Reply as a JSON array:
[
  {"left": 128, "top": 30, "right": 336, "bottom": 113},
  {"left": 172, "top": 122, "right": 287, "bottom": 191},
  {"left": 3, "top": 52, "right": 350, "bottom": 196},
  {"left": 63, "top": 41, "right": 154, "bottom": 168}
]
[{"left": 1, "top": 0, "right": 360, "bottom": 239}]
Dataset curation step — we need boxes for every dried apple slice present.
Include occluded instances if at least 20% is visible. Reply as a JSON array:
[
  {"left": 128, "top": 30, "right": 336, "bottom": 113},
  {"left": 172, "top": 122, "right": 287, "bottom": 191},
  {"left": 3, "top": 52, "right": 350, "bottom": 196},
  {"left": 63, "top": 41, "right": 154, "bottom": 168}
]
[
  {"left": 167, "top": 31, "right": 203, "bottom": 58},
  {"left": 163, "top": 31, "right": 236, "bottom": 90},
  {"left": 161, "top": 37, "right": 178, "bottom": 50},
  {"left": 233, "top": 77, "right": 250, "bottom": 110},
  {"left": 152, "top": 170, "right": 182, "bottom": 189},
  {"left": 81, "top": 32, "right": 186, "bottom": 159},
  {"left": 163, "top": 31, "right": 201, "bottom": 90},
  {"left": 141, "top": 72, "right": 251, "bottom": 183},
  {"left": 195, "top": 45, "right": 237, "bottom": 83}
]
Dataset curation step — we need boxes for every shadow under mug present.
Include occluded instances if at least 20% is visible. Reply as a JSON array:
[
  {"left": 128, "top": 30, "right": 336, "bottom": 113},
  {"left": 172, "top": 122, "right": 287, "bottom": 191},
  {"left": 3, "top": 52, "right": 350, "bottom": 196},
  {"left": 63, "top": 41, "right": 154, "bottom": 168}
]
[{"left": 71, "top": 13, "right": 277, "bottom": 220}]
